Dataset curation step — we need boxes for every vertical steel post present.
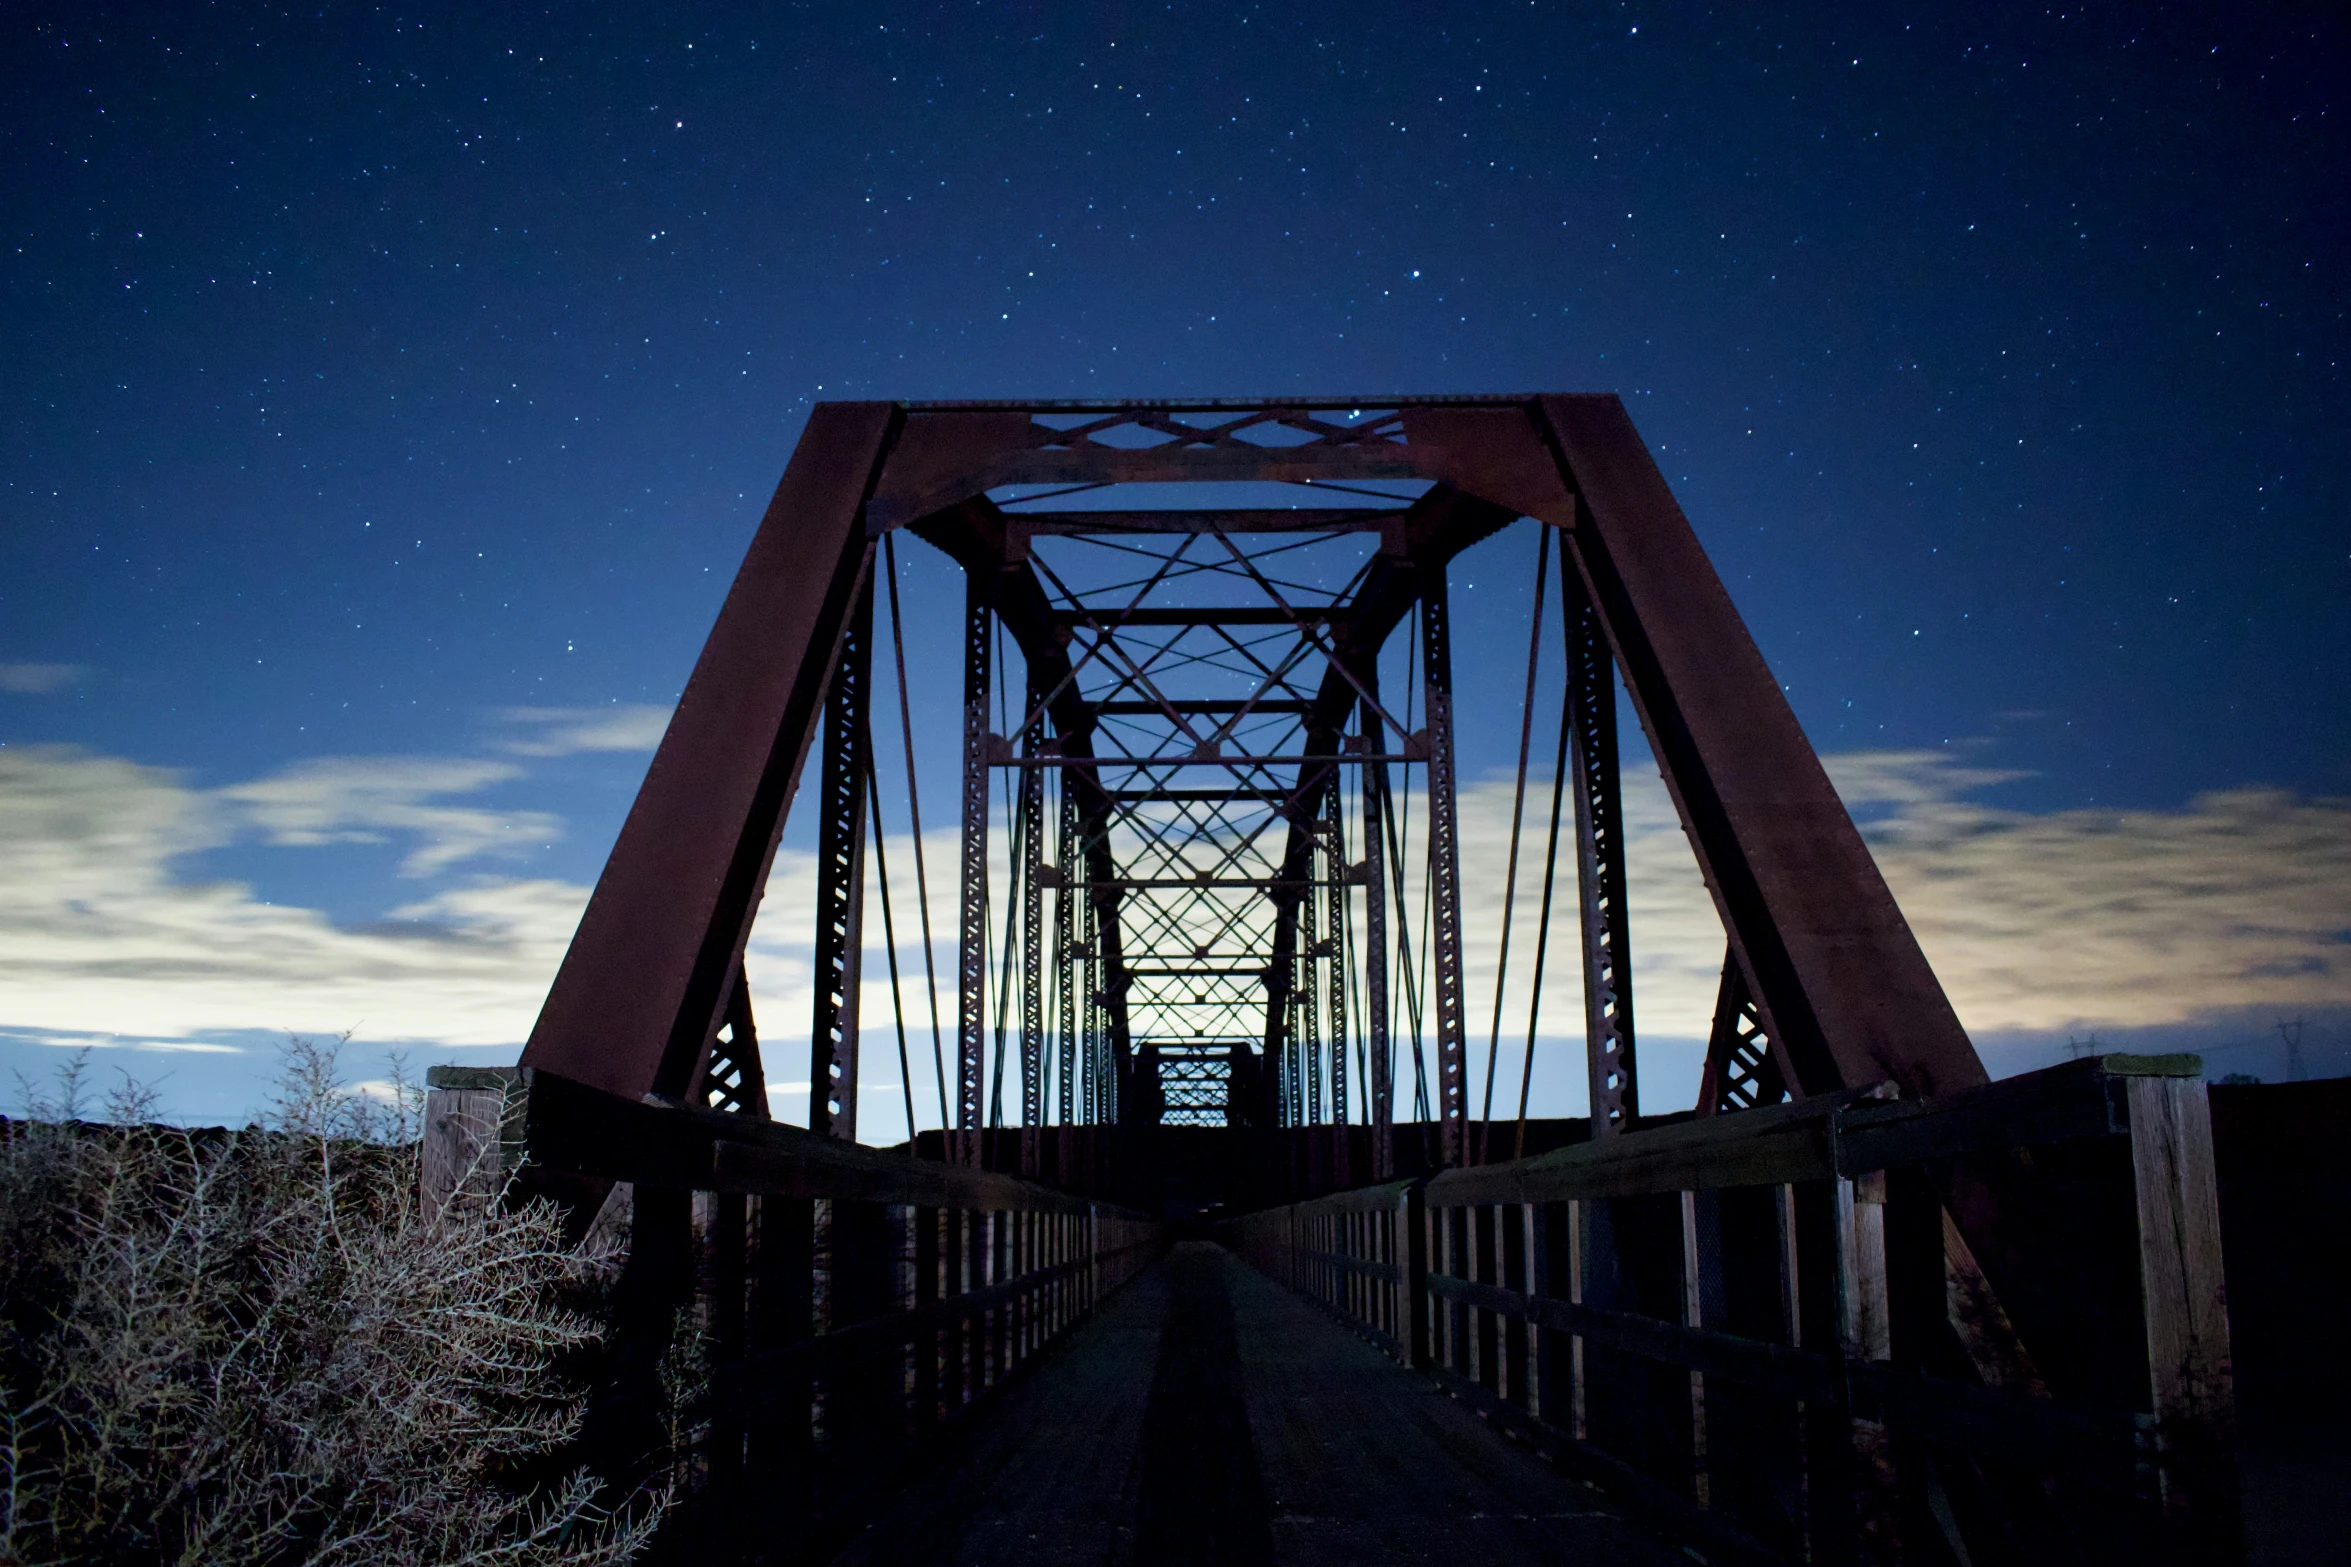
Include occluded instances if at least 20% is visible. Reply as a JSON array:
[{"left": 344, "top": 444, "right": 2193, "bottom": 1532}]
[
  {"left": 1056, "top": 792, "right": 1079, "bottom": 1176},
  {"left": 1301, "top": 862, "right": 1323, "bottom": 1127},
  {"left": 1324, "top": 779, "right": 1352, "bottom": 1187},
  {"left": 1018, "top": 670, "right": 1047, "bottom": 1178},
  {"left": 1264, "top": 856, "right": 1301, "bottom": 1131},
  {"left": 1362, "top": 694, "right": 1393, "bottom": 1178},
  {"left": 1082, "top": 885, "right": 1101, "bottom": 1126},
  {"left": 1564, "top": 564, "right": 1638, "bottom": 1136},
  {"left": 1420, "top": 572, "right": 1471, "bottom": 1166},
  {"left": 808, "top": 578, "right": 873, "bottom": 1142},
  {"left": 956, "top": 580, "right": 992, "bottom": 1164}
]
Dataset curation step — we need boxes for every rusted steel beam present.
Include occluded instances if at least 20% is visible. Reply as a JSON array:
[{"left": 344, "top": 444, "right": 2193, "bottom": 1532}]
[
  {"left": 1530, "top": 393, "right": 1981, "bottom": 1102},
  {"left": 1103, "top": 787, "right": 1297, "bottom": 803},
  {"left": 954, "top": 578, "right": 992, "bottom": 1162},
  {"left": 1055, "top": 793, "right": 1079, "bottom": 1155},
  {"left": 899, "top": 393, "right": 1535, "bottom": 411},
  {"left": 869, "top": 404, "right": 1499, "bottom": 533},
  {"left": 1078, "top": 876, "right": 1335, "bottom": 890},
  {"left": 913, "top": 494, "right": 1142, "bottom": 1139},
  {"left": 992, "top": 752, "right": 1420, "bottom": 768},
  {"left": 1420, "top": 572, "right": 1471, "bottom": 1167},
  {"left": 1563, "top": 563, "right": 1639, "bottom": 1138},
  {"left": 1361, "top": 689, "right": 1393, "bottom": 1179},
  {"left": 1017, "top": 667, "right": 1047, "bottom": 1178},
  {"left": 1694, "top": 951, "right": 1785, "bottom": 1116},
  {"left": 696, "top": 965, "right": 767, "bottom": 1116},
  {"left": 1093, "top": 699, "right": 1315, "bottom": 716},
  {"left": 1012, "top": 507, "right": 1398, "bottom": 535},
  {"left": 808, "top": 578, "right": 874, "bottom": 1141},
  {"left": 1052, "top": 605, "right": 1354, "bottom": 627},
  {"left": 529, "top": 392, "right": 1983, "bottom": 1155},
  {"left": 1253, "top": 484, "right": 1513, "bottom": 1157},
  {"left": 1323, "top": 778, "right": 1352, "bottom": 1184},
  {"left": 521, "top": 402, "right": 898, "bottom": 1102}
]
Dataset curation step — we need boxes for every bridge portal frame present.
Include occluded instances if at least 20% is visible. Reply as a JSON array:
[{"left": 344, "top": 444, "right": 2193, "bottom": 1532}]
[
  {"left": 493, "top": 393, "right": 2241, "bottom": 1563},
  {"left": 519, "top": 393, "right": 1983, "bottom": 1161}
]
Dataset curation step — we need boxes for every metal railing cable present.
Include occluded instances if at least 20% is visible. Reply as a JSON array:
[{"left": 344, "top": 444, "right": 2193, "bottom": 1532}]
[
  {"left": 1479, "top": 524, "right": 1551, "bottom": 1163},
  {"left": 1513, "top": 538, "right": 1578, "bottom": 1159},
  {"left": 865, "top": 757, "right": 919, "bottom": 1138},
  {"left": 882, "top": 533, "right": 953, "bottom": 1133}
]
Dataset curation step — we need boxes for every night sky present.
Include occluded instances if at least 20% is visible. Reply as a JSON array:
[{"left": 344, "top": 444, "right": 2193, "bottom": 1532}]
[{"left": 4, "top": 2, "right": 2347, "bottom": 1127}]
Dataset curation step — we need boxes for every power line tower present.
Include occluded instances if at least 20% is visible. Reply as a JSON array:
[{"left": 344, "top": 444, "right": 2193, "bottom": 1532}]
[{"left": 2279, "top": 1016, "right": 2307, "bottom": 1083}]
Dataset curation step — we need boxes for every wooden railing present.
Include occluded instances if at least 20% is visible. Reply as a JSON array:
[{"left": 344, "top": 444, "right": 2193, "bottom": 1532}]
[
  {"left": 424, "top": 1066, "right": 1161, "bottom": 1563},
  {"left": 1225, "top": 1055, "right": 2240, "bottom": 1566}
]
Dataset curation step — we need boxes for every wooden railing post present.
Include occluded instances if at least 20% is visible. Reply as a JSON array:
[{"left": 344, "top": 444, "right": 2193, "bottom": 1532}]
[
  {"left": 1567, "top": 1196, "right": 1587, "bottom": 1442},
  {"left": 1679, "top": 1190, "right": 1712, "bottom": 1511},
  {"left": 913, "top": 1205, "right": 941, "bottom": 1433},
  {"left": 1405, "top": 1183, "right": 1432, "bottom": 1369},
  {"left": 420, "top": 1065, "right": 522, "bottom": 1213},
  {"left": 1526, "top": 1201, "right": 1551, "bottom": 1426},
  {"left": 706, "top": 1191, "right": 750, "bottom": 1494},
  {"left": 2126, "top": 1073, "right": 2242, "bottom": 1562},
  {"left": 747, "top": 1193, "right": 813, "bottom": 1518},
  {"left": 1837, "top": 1170, "right": 1899, "bottom": 1563}
]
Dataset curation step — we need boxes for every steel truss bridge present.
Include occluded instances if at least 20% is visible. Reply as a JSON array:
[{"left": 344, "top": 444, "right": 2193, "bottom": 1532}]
[{"left": 427, "top": 396, "right": 2248, "bottom": 1564}]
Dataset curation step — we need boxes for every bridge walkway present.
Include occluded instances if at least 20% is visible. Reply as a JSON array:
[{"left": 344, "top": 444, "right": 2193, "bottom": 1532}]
[{"left": 834, "top": 1240, "right": 1685, "bottom": 1567}]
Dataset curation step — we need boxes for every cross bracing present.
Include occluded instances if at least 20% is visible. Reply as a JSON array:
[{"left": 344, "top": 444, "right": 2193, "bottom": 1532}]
[
  {"left": 488, "top": 397, "right": 2244, "bottom": 1565},
  {"left": 977, "top": 515, "right": 1404, "bottom": 1147},
  {"left": 524, "top": 394, "right": 1992, "bottom": 1175}
]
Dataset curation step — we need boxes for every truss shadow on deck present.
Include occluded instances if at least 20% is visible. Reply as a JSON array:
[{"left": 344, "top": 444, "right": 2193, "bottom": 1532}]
[{"left": 834, "top": 1241, "right": 1684, "bottom": 1567}]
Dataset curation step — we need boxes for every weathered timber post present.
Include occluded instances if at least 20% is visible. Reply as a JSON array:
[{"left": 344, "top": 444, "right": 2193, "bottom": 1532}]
[
  {"left": 2126, "top": 1067, "right": 2242, "bottom": 1563},
  {"left": 421, "top": 1064, "right": 523, "bottom": 1213},
  {"left": 1837, "top": 1168, "right": 1900, "bottom": 1564}
]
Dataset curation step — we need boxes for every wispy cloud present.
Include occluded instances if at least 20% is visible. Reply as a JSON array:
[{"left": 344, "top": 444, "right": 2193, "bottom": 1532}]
[
  {"left": 219, "top": 756, "right": 562, "bottom": 876},
  {"left": 0, "top": 741, "right": 2342, "bottom": 1090},
  {"left": 1830, "top": 752, "right": 2351, "bottom": 1030},
  {"left": 495, "top": 705, "right": 672, "bottom": 757},
  {"left": 0, "top": 663, "right": 83, "bottom": 695},
  {"left": 1446, "top": 751, "right": 2351, "bottom": 1043},
  {"left": 0, "top": 747, "right": 585, "bottom": 1046}
]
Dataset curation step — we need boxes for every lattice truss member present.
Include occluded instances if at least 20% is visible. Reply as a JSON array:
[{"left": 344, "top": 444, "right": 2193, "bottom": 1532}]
[
  {"left": 920, "top": 404, "right": 1661, "bottom": 1173},
  {"left": 520, "top": 396, "right": 1984, "bottom": 1178},
  {"left": 988, "top": 492, "right": 1406, "bottom": 1139}
]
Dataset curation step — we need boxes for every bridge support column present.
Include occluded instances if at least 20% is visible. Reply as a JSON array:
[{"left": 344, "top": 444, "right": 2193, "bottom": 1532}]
[
  {"left": 955, "top": 582, "right": 992, "bottom": 1164},
  {"left": 1837, "top": 1171, "right": 1900, "bottom": 1562},
  {"left": 1017, "top": 667, "right": 1047, "bottom": 1179},
  {"left": 1420, "top": 574, "right": 1470, "bottom": 1166},
  {"left": 1360, "top": 694, "right": 1393, "bottom": 1180},
  {"left": 1564, "top": 559, "right": 1638, "bottom": 1138},
  {"left": 808, "top": 577, "right": 874, "bottom": 1142}
]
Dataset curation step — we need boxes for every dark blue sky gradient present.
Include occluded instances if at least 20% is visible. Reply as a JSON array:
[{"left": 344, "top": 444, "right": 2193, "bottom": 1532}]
[
  {"left": 2, "top": 3, "right": 2346, "bottom": 1106},
  {"left": 9, "top": 3, "right": 2345, "bottom": 812}
]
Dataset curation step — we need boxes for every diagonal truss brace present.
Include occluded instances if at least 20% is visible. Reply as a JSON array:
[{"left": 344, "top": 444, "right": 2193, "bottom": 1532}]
[{"left": 808, "top": 578, "right": 874, "bottom": 1142}]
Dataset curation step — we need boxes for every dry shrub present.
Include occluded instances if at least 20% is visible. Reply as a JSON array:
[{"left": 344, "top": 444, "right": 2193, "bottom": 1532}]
[{"left": 0, "top": 1040, "right": 670, "bottom": 1566}]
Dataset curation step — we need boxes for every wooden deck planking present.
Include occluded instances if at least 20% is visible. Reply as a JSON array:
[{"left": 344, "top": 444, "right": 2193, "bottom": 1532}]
[
  {"left": 1222, "top": 1247, "right": 1685, "bottom": 1567},
  {"left": 834, "top": 1241, "right": 1680, "bottom": 1566}
]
